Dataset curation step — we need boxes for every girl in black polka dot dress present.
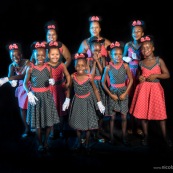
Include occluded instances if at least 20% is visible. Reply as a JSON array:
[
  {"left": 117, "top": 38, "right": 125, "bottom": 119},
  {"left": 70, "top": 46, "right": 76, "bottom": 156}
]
[
  {"left": 23, "top": 41, "right": 60, "bottom": 152},
  {"left": 62, "top": 53, "right": 105, "bottom": 150}
]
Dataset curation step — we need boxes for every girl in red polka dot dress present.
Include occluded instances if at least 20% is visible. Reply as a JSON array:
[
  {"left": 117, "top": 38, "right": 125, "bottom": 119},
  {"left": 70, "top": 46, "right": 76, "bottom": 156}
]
[{"left": 129, "top": 35, "right": 172, "bottom": 147}]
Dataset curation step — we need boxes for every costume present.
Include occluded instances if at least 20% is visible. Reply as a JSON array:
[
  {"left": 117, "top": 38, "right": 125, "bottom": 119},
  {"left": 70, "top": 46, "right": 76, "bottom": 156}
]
[
  {"left": 130, "top": 57, "right": 167, "bottom": 120},
  {"left": 125, "top": 41, "right": 142, "bottom": 97},
  {"left": 69, "top": 72, "right": 99, "bottom": 131},
  {"left": 49, "top": 62, "right": 67, "bottom": 116},
  {"left": 107, "top": 62, "right": 128, "bottom": 116},
  {"left": 27, "top": 63, "right": 60, "bottom": 129},
  {"left": 14, "top": 59, "right": 30, "bottom": 109}
]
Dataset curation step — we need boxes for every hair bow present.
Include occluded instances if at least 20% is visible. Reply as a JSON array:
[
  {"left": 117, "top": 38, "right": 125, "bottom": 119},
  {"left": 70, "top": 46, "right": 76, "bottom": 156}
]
[
  {"left": 74, "top": 53, "right": 86, "bottom": 59},
  {"left": 132, "top": 20, "right": 142, "bottom": 26},
  {"left": 35, "top": 42, "right": 46, "bottom": 48},
  {"left": 140, "top": 36, "right": 151, "bottom": 42},
  {"left": 110, "top": 41, "right": 120, "bottom": 48},
  {"left": 9, "top": 44, "right": 18, "bottom": 50},
  {"left": 47, "top": 25, "right": 56, "bottom": 29},
  {"left": 90, "top": 16, "right": 100, "bottom": 22},
  {"left": 49, "top": 41, "right": 58, "bottom": 47}
]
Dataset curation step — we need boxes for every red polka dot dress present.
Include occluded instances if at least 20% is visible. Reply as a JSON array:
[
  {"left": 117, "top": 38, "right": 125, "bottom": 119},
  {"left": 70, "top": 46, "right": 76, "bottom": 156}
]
[
  {"left": 129, "top": 57, "right": 167, "bottom": 120},
  {"left": 49, "top": 63, "right": 67, "bottom": 116}
]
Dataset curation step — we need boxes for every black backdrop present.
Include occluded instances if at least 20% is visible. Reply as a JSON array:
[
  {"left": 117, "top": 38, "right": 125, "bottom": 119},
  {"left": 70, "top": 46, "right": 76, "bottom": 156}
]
[{"left": 0, "top": 1, "right": 173, "bottom": 172}]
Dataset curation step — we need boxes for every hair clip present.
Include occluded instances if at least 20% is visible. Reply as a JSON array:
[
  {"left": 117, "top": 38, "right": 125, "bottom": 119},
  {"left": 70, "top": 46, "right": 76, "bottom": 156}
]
[
  {"left": 140, "top": 36, "right": 151, "bottom": 42},
  {"left": 9, "top": 43, "right": 19, "bottom": 50},
  {"left": 74, "top": 53, "right": 88, "bottom": 59},
  {"left": 89, "top": 16, "right": 101, "bottom": 22}
]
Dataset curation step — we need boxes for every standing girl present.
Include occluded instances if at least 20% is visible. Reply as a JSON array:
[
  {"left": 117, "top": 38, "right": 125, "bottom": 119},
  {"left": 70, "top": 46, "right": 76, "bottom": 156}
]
[
  {"left": 123, "top": 19, "right": 146, "bottom": 135},
  {"left": 23, "top": 41, "right": 60, "bottom": 152},
  {"left": 47, "top": 41, "right": 71, "bottom": 138},
  {"left": 0, "top": 42, "right": 31, "bottom": 138},
  {"left": 62, "top": 53, "right": 105, "bottom": 150},
  {"left": 129, "top": 35, "right": 172, "bottom": 147},
  {"left": 102, "top": 41, "right": 133, "bottom": 145}
]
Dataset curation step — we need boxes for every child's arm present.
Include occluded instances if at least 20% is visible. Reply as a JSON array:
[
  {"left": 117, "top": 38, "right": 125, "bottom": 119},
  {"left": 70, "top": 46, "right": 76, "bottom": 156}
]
[
  {"left": 61, "top": 43, "right": 72, "bottom": 68},
  {"left": 62, "top": 74, "right": 73, "bottom": 111},
  {"left": 90, "top": 74, "right": 105, "bottom": 114},
  {"left": 147, "top": 58, "right": 170, "bottom": 81},
  {"left": 62, "top": 63, "right": 71, "bottom": 89},
  {"left": 23, "top": 66, "right": 38, "bottom": 106},
  {"left": 124, "top": 63, "right": 133, "bottom": 95},
  {"left": 101, "top": 66, "right": 118, "bottom": 101}
]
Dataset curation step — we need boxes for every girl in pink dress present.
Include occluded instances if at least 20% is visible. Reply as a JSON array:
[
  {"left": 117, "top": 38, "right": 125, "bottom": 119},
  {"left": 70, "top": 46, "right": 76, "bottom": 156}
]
[
  {"left": 129, "top": 35, "right": 172, "bottom": 147},
  {"left": 0, "top": 42, "right": 31, "bottom": 138}
]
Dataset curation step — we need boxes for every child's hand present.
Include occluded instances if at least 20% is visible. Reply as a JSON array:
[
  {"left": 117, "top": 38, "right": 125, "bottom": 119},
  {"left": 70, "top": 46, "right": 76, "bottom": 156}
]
[
  {"left": 146, "top": 74, "right": 157, "bottom": 82},
  {"left": 123, "top": 56, "right": 132, "bottom": 63},
  {"left": 97, "top": 101, "right": 105, "bottom": 114},
  {"left": 9, "top": 80, "right": 18, "bottom": 87},
  {"left": 27, "top": 92, "right": 38, "bottom": 106},
  {"left": 139, "top": 75, "right": 146, "bottom": 82},
  {"left": 49, "top": 78, "right": 55, "bottom": 85},
  {"left": 111, "top": 94, "right": 119, "bottom": 101},
  {"left": 62, "top": 98, "right": 70, "bottom": 111},
  {"left": 119, "top": 93, "right": 126, "bottom": 100},
  {"left": 0, "top": 77, "right": 9, "bottom": 86}
]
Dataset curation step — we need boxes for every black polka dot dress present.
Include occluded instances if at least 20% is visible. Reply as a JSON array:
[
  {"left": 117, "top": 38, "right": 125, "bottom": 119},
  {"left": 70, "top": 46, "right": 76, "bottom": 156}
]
[
  {"left": 69, "top": 72, "right": 99, "bottom": 131},
  {"left": 27, "top": 64, "right": 60, "bottom": 129},
  {"left": 107, "top": 62, "right": 128, "bottom": 116}
]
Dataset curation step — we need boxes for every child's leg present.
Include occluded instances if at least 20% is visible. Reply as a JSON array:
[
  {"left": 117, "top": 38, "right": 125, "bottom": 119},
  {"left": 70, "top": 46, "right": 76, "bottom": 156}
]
[
  {"left": 110, "top": 113, "right": 115, "bottom": 143},
  {"left": 44, "top": 126, "right": 51, "bottom": 149},
  {"left": 20, "top": 108, "right": 30, "bottom": 137},
  {"left": 141, "top": 119, "right": 148, "bottom": 146},
  {"left": 159, "top": 120, "right": 172, "bottom": 147}
]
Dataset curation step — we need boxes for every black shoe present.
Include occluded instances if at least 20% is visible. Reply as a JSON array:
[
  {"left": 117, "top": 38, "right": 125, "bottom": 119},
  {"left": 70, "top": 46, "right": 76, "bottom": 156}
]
[
  {"left": 165, "top": 138, "right": 173, "bottom": 148},
  {"left": 141, "top": 137, "right": 148, "bottom": 146},
  {"left": 122, "top": 137, "right": 130, "bottom": 146}
]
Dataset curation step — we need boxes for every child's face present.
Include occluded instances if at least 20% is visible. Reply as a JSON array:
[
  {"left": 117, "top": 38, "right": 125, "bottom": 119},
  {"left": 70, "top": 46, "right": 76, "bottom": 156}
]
[
  {"left": 91, "top": 43, "right": 101, "bottom": 54},
  {"left": 46, "top": 29, "right": 57, "bottom": 42},
  {"left": 110, "top": 48, "right": 123, "bottom": 63},
  {"left": 141, "top": 42, "right": 154, "bottom": 57},
  {"left": 34, "top": 48, "right": 46, "bottom": 65},
  {"left": 132, "top": 26, "right": 144, "bottom": 41},
  {"left": 75, "top": 59, "right": 87, "bottom": 75},
  {"left": 48, "top": 48, "right": 60, "bottom": 63},
  {"left": 9, "top": 50, "right": 22, "bottom": 65}
]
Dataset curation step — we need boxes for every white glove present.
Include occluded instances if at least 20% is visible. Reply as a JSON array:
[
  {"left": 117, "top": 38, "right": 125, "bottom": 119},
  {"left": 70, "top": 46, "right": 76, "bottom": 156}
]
[
  {"left": 27, "top": 92, "right": 38, "bottom": 106},
  {"left": 9, "top": 80, "right": 18, "bottom": 87},
  {"left": 49, "top": 78, "right": 55, "bottom": 85},
  {"left": 132, "top": 52, "right": 137, "bottom": 60},
  {"left": 62, "top": 98, "right": 70, "bottom": 111},
  {"left": 0, "top": 77, "right": 9, "bottom": 86},
  {"left": 123, "top": 56, "right": 132, "bottom": 63},
  {"left": 97, "top": 101, "right": 105, "bottom": 114}
]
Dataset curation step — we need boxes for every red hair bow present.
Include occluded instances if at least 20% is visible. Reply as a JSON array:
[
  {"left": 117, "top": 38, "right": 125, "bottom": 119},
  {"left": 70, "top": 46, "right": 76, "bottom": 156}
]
[
  {"left": 90, "top": 16, "right": 100, "bottom": 22},
  {"left": 140, "top": 36, "right": 151, "bottom": 42},
  {"left": 74, "top": 53, "right": 85, "bottom": 59},
  {"left": 49, "top": 41, "right": 58, "bottom": 47},
  {"left": 132, "top": 20, "right": 142, "bottom": 26},
  {"left": 9, "top": 44, "right": 18, "bottom": 50},
  {"left": 47, "top": 25, "right": 56, "bottom": 29},
  {"left": 110, "top": 41, "right": 120, "bottom": 48},
  {"left": 35, "top": 42, "right": 46, "bottom": 48}
]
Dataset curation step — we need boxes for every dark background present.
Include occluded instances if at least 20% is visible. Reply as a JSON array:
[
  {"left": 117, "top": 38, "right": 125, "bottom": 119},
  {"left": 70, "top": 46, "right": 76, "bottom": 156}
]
[{"left": 0, "top": 1, "right": 173, "bottom": 172}]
